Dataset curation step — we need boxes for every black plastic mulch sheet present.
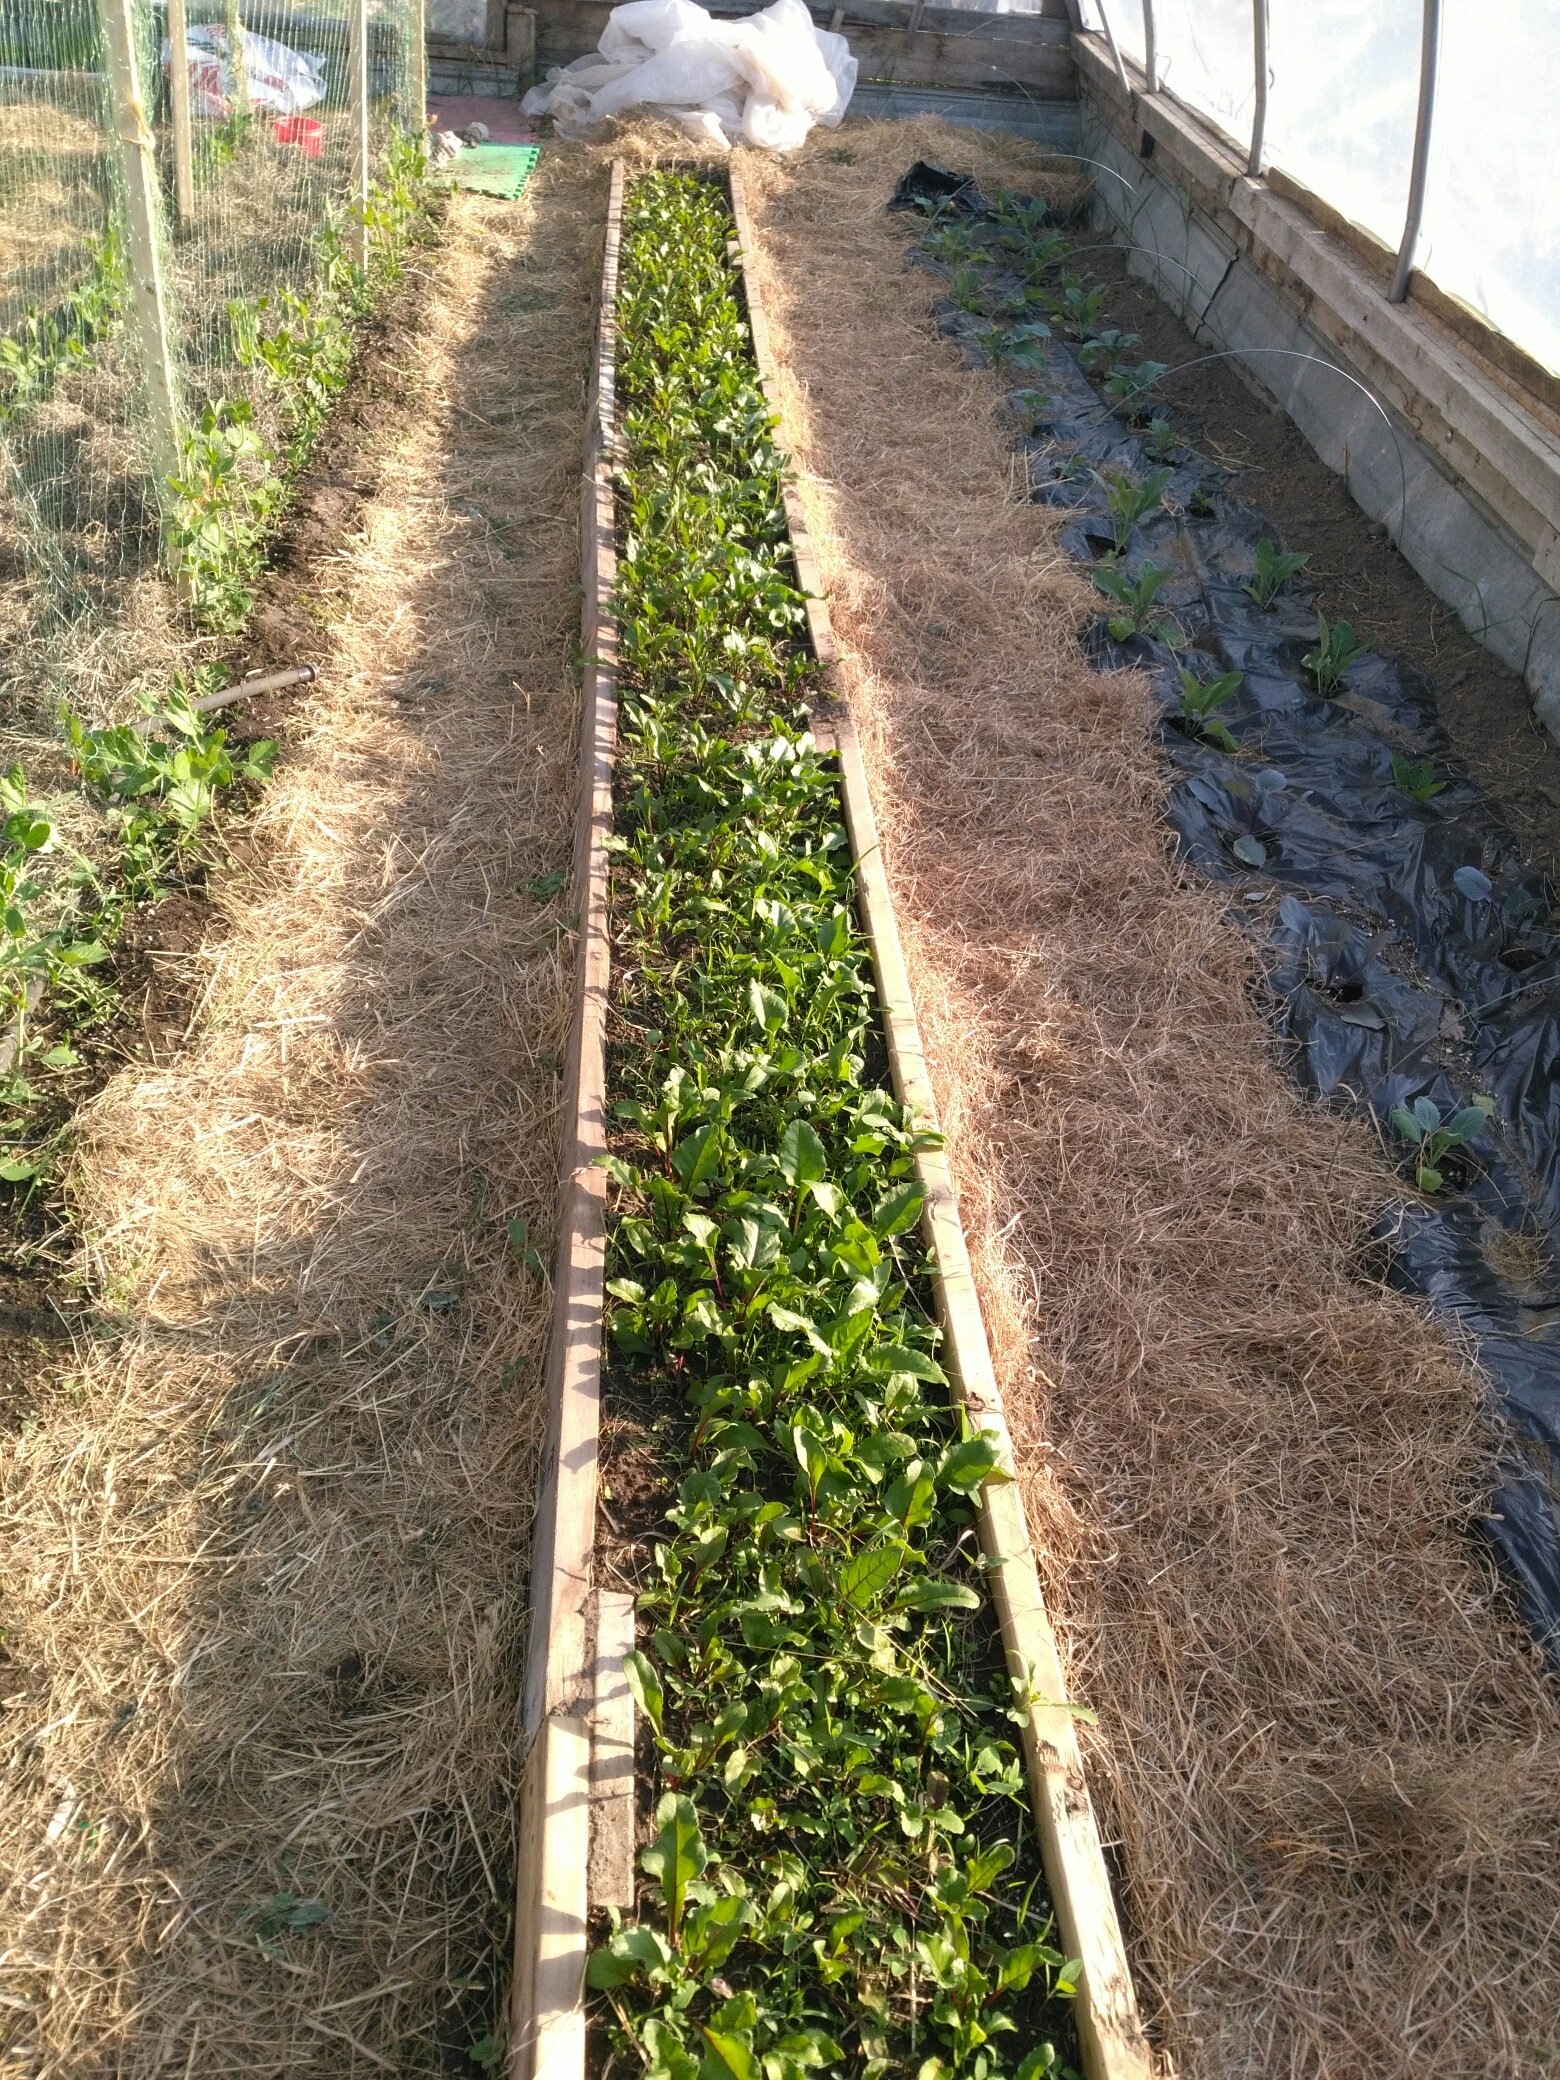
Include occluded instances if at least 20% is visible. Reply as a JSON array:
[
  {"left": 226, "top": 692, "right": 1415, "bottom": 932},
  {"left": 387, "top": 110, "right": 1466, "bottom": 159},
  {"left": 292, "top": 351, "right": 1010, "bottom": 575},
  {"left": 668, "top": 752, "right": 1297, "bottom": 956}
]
[{"left": 893, "top": 161, "right": 1560, "bottom": 1658}]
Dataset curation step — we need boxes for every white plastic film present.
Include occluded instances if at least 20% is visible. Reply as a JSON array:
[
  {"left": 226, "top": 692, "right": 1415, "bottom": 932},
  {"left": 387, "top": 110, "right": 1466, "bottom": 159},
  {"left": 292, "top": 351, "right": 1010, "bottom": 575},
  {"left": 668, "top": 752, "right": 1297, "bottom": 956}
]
[
  {"left": 1417, "top": 0, "right": 1560, "bottom": 378},
  {"left": 1152, "top": 0, "right": 1254, "bottom": 150},
  {"left": 1265, "top": 0, "right": 1418, "bottom": 252}
]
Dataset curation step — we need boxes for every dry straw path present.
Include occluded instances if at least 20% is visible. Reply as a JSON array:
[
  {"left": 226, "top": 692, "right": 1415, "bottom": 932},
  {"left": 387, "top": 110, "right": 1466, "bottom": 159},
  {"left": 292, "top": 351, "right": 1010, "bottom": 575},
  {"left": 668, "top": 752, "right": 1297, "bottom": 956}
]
[
  {"left": 0, "top": 161, "right": 603, "bottom": 2075},
  {"left": 738, "top": 121, "right": 1560, "bottom": 2080}
]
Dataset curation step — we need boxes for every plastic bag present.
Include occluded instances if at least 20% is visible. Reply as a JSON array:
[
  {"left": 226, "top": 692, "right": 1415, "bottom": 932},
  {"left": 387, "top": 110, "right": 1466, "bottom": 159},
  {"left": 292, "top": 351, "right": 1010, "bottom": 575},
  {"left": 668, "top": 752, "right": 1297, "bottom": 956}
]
[
  {"left": 165, "top": 24, "right": 327, "bottom": 120},
  {"left": 520, "top": 0, "right": 856, "bottom": 151}
]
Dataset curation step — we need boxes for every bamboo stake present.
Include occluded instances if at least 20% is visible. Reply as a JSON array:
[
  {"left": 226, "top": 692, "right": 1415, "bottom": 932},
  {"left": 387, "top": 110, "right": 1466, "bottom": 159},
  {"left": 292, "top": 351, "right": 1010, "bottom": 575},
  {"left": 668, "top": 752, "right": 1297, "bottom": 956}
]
[
  {"left": 222, "top": 0, "right": 250, "bottom": 112},
  {"left": 99, "top": 0, "right": 182, "bottom": 500},
  {"left": 167, "top": 0, "right": 195, "bottom": 225},
  {"left": 349, "top": 0, "right": 371, "bottom": 274}
]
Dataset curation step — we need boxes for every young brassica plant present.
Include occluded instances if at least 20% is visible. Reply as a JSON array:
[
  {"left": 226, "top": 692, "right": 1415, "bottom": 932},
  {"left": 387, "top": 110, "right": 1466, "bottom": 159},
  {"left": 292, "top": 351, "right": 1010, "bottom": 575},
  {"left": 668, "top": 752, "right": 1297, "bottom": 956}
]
[
  {"left": 1093, "top": 560, "right": 1176, "bottom": 641},
  {"left": 1176, "top": 667, "right": 1243, "bottom": 750},
  {"left": 1389, "top": 1093, "right": 1494, "bottom": 1193},
  {"left": 1097, "top": 465, "right": 1174, "bottom": 554},
  {"left": 1242, "top": 536, "right": 1310, "bottom": 609},
  {"left": 1302, "top": 611, "right": 1367, "bottom": 693},
  {"left": 1391, "top": 752, "right": 1446, "bottom": 802}
]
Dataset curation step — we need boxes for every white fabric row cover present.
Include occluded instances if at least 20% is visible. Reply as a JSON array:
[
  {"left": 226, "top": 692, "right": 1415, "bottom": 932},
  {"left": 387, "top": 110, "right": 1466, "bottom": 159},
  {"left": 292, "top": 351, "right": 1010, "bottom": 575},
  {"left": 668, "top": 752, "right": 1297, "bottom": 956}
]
[
  {"left": 521, "top": 0, "right": 857, "bottom": 150},
  {"left": 1082, "top": 0, "right": 1560, "bottom": 380}
]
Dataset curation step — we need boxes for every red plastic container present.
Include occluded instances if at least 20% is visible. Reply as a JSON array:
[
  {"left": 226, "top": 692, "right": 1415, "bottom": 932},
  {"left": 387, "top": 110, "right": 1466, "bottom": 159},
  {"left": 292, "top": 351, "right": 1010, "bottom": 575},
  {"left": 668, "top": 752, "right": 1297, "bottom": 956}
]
[{"left": 272, "top": 116, "right": 324, "bottom": 157}]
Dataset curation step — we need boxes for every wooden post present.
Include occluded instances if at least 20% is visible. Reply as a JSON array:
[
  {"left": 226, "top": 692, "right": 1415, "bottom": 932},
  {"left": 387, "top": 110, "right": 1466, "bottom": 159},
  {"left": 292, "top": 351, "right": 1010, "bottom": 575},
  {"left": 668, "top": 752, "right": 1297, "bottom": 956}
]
[
  {"left": 349, "top": 0, "right": 371, "bottom": 273},
  {"left": 167, "top": 0, "right": 195, "bottom": 225},
  {"left": 99, "top": 0, "right": 182, "bottom": 500},
  {"left": 410, "top": 0, "right": 427, "bottom": 138}
]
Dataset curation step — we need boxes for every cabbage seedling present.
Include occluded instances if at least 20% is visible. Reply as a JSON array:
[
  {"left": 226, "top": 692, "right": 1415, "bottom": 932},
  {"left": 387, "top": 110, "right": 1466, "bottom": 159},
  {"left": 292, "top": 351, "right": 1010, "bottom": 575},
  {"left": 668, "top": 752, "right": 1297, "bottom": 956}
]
[
  {"left": 1390, "top": 1093, "right": 1494, "bottom": 1193},
  {"left": 1105, "top": 358, "right": 1169, "bottom": 419},
  {"left": 1093, "top": 561, "right": 1175, "bottom": 640},
  {"left": 1098, "top": 464, "right": 1174, "bottom": 553},
  {"left": 1242, "top": 536, "right": 1310, "bottom": 609},
  {"left": 1391, "top": 752, "right": 1445, "bottom": 802},
  {"left": 1176, "top": 667, "right": 1242, "bottom": 750},
  {"left": 1302, "top": 611, "right": 1366, "bottom": 693},
  {"left": 972, "top": 320, "right": 1050, "bottom": 378},
  {"left": 1075, "top": 327, "right": 1141, "bottom": 371}
]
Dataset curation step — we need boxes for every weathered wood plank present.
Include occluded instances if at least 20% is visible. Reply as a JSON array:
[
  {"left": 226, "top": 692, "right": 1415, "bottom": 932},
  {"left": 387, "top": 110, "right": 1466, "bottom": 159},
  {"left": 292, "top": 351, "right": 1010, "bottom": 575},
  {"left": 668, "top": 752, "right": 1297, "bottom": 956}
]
[
  {"left": 510, "top": 156, "right": 625, "bottom": 2080},
  {"left": 588, "top": 1590, "right": 638, "bottom": 1910}
]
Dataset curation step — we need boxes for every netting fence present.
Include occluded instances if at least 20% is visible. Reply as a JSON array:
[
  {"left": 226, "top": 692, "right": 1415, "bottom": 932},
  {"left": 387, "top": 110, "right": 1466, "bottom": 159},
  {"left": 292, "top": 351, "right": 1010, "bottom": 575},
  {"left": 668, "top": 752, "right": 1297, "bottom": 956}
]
[{"left": 0, "top": 0, "right": 426, "bottom": 745}]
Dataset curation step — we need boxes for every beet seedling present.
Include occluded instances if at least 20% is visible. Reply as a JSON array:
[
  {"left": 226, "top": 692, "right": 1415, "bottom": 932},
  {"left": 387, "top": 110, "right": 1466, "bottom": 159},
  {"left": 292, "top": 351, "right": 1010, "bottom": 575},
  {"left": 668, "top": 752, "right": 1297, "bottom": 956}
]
[
  {"left": 1302, "top": 612, "right": 1367, "bottom": 693},
  {"left": 1176, "top": 667, "right": 1242, "bottom": 750},
  {"left": 1390, "top": 1093, "right": 1494, "bottom": 1193},
  {"left": 1242, "top": 536, "right": 1310, "bottom": 609},
  {"left": 1391, "top": 752, "right": 1446, "bottom": 802}
]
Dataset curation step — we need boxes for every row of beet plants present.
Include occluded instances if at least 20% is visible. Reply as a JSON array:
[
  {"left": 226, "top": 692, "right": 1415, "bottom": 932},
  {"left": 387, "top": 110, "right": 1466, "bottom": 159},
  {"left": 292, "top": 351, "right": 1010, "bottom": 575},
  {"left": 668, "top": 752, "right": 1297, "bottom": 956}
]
[{"left": 588, "top": 169, "right": 1076, "bottom": 2080}]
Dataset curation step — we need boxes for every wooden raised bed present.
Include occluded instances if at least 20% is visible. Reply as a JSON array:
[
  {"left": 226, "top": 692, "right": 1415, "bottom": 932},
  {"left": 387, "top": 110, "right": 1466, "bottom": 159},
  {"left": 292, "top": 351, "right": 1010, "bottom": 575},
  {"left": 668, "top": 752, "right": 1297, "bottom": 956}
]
[{"left": 508, "top": 157, "right": 1153, "bottom": 2080}]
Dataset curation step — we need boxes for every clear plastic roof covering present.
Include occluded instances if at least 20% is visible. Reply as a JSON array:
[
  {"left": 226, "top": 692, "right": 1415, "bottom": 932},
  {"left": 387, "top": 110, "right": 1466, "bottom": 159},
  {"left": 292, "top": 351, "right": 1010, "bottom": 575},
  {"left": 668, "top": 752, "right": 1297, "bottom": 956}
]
[{"left": 1080, "top": 0, "right": 1560, "bottom": 379}]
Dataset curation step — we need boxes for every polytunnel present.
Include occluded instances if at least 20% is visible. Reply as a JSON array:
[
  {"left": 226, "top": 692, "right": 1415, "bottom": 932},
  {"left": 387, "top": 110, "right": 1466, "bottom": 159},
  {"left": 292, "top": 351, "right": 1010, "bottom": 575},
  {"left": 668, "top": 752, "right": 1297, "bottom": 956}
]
[{"left": 1, "top": 2, "right": 1558, "bottom": 2076}]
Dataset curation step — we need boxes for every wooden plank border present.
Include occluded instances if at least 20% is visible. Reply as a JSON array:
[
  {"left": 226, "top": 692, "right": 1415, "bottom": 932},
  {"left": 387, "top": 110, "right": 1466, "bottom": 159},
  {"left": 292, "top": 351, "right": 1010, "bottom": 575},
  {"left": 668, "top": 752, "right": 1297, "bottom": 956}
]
[
  {"left": 727, "top": 163, "right": 1156, "bottom": 2080},
  {"left": 511, "top": 156, "right": 1154, "bottom": 2080},
  {"left": 509, "top": 156, "right": 624, "bottom": 2080}
]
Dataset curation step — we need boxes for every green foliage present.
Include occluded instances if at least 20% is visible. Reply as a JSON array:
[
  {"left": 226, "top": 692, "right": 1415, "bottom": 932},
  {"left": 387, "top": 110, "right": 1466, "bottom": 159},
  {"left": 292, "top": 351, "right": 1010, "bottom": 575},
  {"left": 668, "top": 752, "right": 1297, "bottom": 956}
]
[
  {"left": 1103, "top": 358, "right": 1169, "bottom": 418},
  {"left": 1096, "top": 465, "right": 1172, "bottom": 553},
  {"left": 1390, "top": 752, "right": 1445, "bottom": 802},
  {"left": 1074, "top": 328, "right": 1140, "bottom": 372},
  {"left": 175, "top": 132, "right": 435, "bottom": 633},
  {"left": 1242, "top": 536, "right": 1310, "bottom": 609},
  {"left": 1092, "top": 560, "right": 1175, "bottom": 642},
  {"left": 1389, "top": 1093, "right": 1494, "bottom": 1193},
  {"left": 195, "top": 109, "right": 255, "bottom": 184},
  {"left": 971, "top": 319, "right": 1051, "bottom": 379},
  {"left": 594, "top": 169, "right": 1075, "bottom": 2079},
  {"left": 1143, "top": 416, "right": 1178, "bottom": 462},
  {"left": 1057, "top": 279, "right": 1107, "bottom": 333},
  {"left": 0, "top": 225, "right": 123, "bottom": 422},
  {"left": 1175, "top": 667, "right": 1242, "bottom": 751},
  {"left": 1301, "top": 611, "right": 1366, "bottom": 693},
  {"left": 0, "top": 764, "right": 102, "bottom": 1089},
  {"left": 166, "top": 399, "right": 283, "bottom": 632}
]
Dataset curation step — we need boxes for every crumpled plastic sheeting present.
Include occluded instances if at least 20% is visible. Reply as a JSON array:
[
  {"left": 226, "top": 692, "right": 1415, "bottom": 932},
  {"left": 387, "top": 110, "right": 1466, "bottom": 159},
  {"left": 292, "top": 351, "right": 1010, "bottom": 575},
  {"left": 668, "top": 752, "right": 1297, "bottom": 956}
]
[
  {"left": 520, "top": 0, "right": 856, "bottom": 151},
  {"left": 894, "top": 161, "right": 1560, "bottom": 1658}
]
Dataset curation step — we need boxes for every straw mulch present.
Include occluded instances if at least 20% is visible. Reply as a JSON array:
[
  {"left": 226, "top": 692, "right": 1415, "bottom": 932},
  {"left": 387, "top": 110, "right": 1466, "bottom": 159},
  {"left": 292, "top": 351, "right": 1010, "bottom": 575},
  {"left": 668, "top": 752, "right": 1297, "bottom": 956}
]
[
  {"left": 0, "top": 156, "right": 602, "bottom": 2075},
  {"left": 733, "top": 119, "right": 1560, "bottom": 2079}
]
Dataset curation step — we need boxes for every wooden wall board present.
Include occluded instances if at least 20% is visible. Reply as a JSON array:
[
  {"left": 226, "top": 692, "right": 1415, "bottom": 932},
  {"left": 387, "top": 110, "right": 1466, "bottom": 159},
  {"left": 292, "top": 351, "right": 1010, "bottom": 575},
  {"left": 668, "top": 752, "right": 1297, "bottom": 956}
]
[{"left": 509, "top": 157, "right": 624, "bottom": 2080}]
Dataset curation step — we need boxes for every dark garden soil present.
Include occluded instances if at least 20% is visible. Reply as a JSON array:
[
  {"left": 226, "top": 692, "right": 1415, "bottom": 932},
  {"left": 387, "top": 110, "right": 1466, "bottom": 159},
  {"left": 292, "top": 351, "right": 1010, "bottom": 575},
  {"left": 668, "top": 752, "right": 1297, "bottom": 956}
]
[{"left": 1089, "top": 248, "right": 1560, "bottom": 877}]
